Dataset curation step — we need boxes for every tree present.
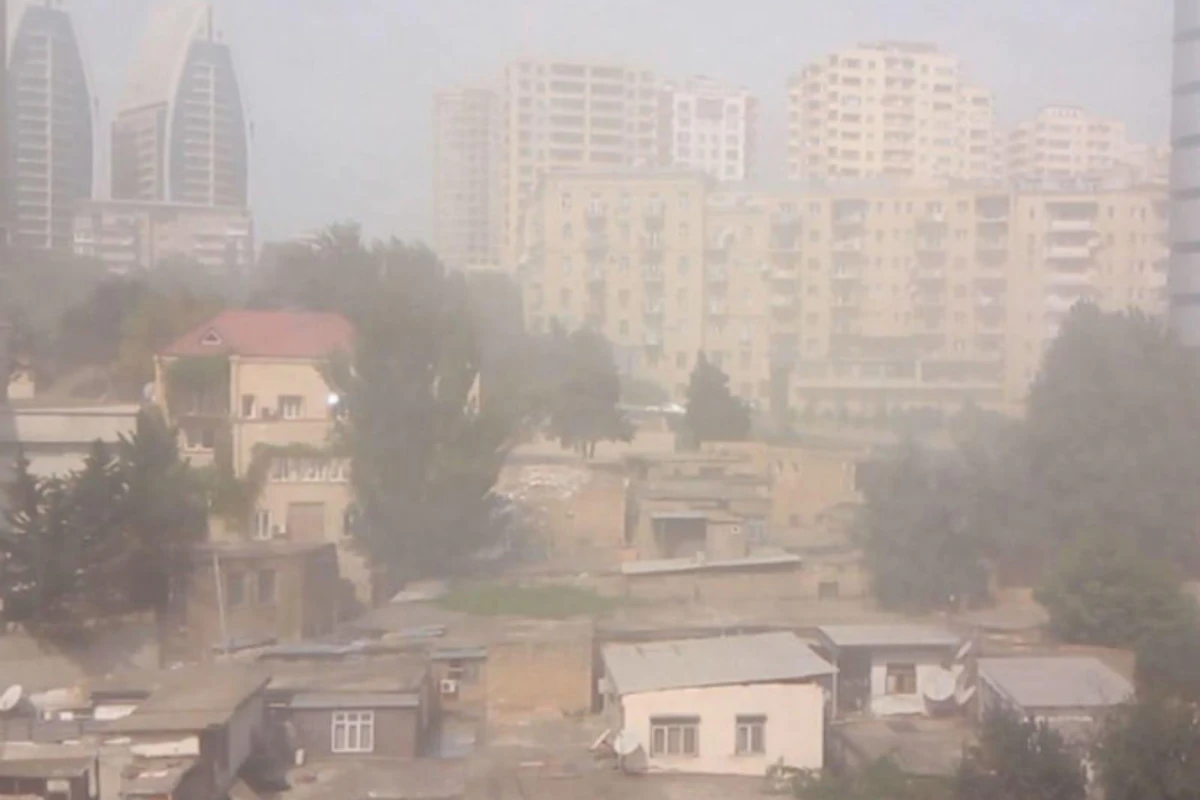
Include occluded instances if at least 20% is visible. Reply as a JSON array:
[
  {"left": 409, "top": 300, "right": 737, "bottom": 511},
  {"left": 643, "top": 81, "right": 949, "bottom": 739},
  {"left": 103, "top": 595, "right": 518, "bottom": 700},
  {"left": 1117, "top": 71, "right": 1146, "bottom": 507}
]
[
  {"left": 956, "top": 707, "right": 1086, "bottom": 800},
  {"left": 1135, "top": 620, "right": 1200, "bottom": 703},
  {"left": 545, "top": 324, "right": 632, "bottom": 458},
  {"left": 0, "top": 450, "right": 75, "bottom": 623},
  {"left": 115, "top": 409, "right": 209, "bottom": 613},
  {"left": 855, "top": 442, "right": 991, "bottom": 612},
  {"left": 68, "top": 440, "right": 127, "bottom": 614},
  {"left": 320, "top": 231, "right": 519, "bottom": 586},
  {"left": 787, "top": 757, "right": 934, "bottom": 800},
  {"left": 1035, "top": 537, "right": 1196, "bottom": 648},
  {"left": 1096, "top": 697, "right": 1200, "bottom": 800},
  {"left": 1023, "top": 305, "right": 1200, "bottom": 565},
  {"left": 112, "top": 285, "right": 224, "bottom": 397},
  {"left": 684, "top": 353, "right": 750, "bottom": 443}
]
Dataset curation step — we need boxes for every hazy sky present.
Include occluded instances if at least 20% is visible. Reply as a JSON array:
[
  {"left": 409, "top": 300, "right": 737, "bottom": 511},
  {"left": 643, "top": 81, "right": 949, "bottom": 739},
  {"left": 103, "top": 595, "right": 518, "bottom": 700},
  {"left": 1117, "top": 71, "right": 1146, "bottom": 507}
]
[{"left": 70, "top": 0, "right": 1172, "bottom": 245}]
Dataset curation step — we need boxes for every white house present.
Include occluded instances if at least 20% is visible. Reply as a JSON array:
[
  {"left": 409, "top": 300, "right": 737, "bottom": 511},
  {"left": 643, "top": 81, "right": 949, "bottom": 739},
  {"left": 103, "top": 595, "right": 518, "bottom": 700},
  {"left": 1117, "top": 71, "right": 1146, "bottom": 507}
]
[
  {"left": 600, "top": 632, "right": 835, "bottom": 775},
  {"left": 815, "top": 624, "right": 965, "bottom": 717}
]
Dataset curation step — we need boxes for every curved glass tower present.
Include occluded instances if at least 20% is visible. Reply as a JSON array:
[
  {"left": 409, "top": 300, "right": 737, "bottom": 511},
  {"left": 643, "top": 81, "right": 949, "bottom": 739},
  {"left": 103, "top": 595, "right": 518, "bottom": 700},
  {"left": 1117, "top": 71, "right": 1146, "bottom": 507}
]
[
  {"left": 1172, "top": 0, "right": 1200, "bottom": 344},
  {"left": 112, "top": 1, "right": 247, "bottom": 207},
  {"left": 5, "top": 0, "right": 93, "bottom": 250}
]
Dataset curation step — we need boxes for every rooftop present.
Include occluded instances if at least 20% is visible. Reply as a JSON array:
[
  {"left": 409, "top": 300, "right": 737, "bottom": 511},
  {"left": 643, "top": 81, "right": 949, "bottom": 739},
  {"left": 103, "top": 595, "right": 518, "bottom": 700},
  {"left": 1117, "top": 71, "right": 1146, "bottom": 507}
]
[
  {"left": 102, "top": 668, "right": 268, "bottom": 734},
  {"left": 978, "top": 657, "right": 1133, "bottom": 710},
  {"left": 265, "top": 655, "right": 430, "bottom": 695},
  {"left": 620, "top": 552, "right": 802, "bottom": 577},
  {"left": 602, "top": 632, "right": 834, "bottom": 695},
  {"left": 158, "top": 309, "right": 353, "bottom": 360},
  {"left": 817, "top": 624, "right": 962, "bottom": 649},
  {"left": 0, "top": 756, "right": 94, "bottom": 780}
]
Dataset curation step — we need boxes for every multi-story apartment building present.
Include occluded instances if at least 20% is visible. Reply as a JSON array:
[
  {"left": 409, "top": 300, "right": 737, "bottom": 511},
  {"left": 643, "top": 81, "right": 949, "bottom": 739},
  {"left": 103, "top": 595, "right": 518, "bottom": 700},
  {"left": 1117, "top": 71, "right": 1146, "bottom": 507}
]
[
  {"left": 499, "top": 58, "right": 659, "bottom": 263},
  {"left": 433, "top": 86, "right": 500, "bottom": 269},
  {"left": 1, "top": 0, "right": 10, "bottom": 246},
  {"left": 73, "top": 199, "right": 254, "bottom": 275},
  {"left": 1007, "top": 106, "right": 1134, "bottom": 186},
  {"left": 1172, "top": 0, "right": 1200, "bottom": 344},
  {"left": 518, "top": 172, "right": 1167, "bottom": 415},
  {"left": 658, "top": 75, "right": 757, "bottom": 182},
  {"left": 112, "top": 0, "right": 248, "bottom": 207},
  {"left": 5, "top": 0, "right": 93, "bottom": 250},
  {"left": 155, "top": 310, "right": 372, "bottom": 605},
  {"left": 786, "top": 42, "right": 997, "bottom": 184}
]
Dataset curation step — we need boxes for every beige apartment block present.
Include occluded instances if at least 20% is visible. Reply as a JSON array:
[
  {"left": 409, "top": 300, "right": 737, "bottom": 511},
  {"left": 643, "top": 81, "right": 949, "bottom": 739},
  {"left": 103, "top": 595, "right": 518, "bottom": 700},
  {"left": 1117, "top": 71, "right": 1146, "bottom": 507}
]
[
  {"left": 659, "top": 75, "right": 758, "bottom": 182},
  {"left": 73, "top": 200, "right": 254, "bottom": 275},
  {"left": 433, "top": 87, "right": 501, "bottom": 269},
  {"left": 500, "top": 58, "right": 659, "bottom": 264},
  {"left": 154, "top": 309, "right": 374, "bottom": 604},
  {"left": 1007, "top": 106, "right": 1135, "bottom": 185},
  {"left": 787, "top": 42, "right": 997, "bottom": 183},
  {"left": 519, "top": 171, "right": 1166, "bottom": 417}
]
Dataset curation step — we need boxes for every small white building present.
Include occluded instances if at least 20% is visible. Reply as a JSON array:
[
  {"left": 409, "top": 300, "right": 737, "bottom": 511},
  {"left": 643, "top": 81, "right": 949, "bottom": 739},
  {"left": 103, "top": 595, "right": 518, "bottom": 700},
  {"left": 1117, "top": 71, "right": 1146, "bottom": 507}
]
[
  {"left": 600, "top": 632, "right": 835, "bottom": 776},
  {"left": 816, "top": 624, "right": 965, "bottom": 718}
]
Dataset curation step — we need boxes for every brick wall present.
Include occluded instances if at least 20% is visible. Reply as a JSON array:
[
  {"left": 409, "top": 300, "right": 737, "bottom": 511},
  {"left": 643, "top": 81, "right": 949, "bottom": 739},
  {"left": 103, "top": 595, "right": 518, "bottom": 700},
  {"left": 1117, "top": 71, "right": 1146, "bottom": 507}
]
[{"left": 486, "top": 634, "right": 594, "bottom": 720}]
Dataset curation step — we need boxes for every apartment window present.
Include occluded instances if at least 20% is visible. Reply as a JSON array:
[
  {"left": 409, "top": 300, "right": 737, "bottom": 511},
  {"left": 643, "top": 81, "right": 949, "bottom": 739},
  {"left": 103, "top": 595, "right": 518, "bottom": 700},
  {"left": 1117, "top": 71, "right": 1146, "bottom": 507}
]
[
  {"left": 619, "top": 320, "right": 629, "bottom": 336},
  {"left": 678, "top": 256, "right": 690, "bottom": 274},
  {"left": 257, "top": 569, "right": 276, "bottom": 605},
  {"left": 241, "top": 394, "right": 256, "bottom": 419},
  {"left": 253, "top": 509, "right": 272, "bottom": 540},
  {"left": 679, "top": 222, "right": 690, "bottom": 239},
  {"left": 332, "top": 711, "right": 375, "bottom": 754},
  {"left": 885, "top": 663, "right": 918, "bottom": 695},
  {"left": 676, "top": 352, "right": 687, "bottom": 368},
  {"left": 226, "top": 572, "right": 245, "bottom": 607},
  {"left": 279, "top": 396, "right": 304, "bottom": 419},
  {"left": 619, "top": 289, "right": 630, "bottom": 308},
  {"left": 650, "top": 716, "right": 699, "bottom": 757},
  {"left": 735, "top": 716, "right": 766, "bottom": 755},
  {"left": 560, "top": 192, "right": 573, "bottom": 211},
  {"left": 562, "top": 222, "right": 573, "bottom": 240}
]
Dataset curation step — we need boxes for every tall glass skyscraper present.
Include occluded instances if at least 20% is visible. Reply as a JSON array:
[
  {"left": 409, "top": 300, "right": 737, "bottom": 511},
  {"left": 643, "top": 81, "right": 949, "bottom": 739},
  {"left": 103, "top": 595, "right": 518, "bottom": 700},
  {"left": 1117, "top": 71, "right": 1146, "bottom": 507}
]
[
  {"left": 112, "top": 1, "right": 247, "bottom": 207},
  {"left": 1172, "top": 0, "right": 1200, "bottom": 344},
  {"left": 5, "top": 0, "right": 93, "bottom": 250}
]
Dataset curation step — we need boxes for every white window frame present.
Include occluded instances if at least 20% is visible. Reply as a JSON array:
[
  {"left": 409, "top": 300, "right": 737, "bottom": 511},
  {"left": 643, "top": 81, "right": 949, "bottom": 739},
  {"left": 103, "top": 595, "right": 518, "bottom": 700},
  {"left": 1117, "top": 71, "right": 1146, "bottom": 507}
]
[
  {"left": 331, "top": 710, "right": 374, "bottom": 754},
  {"left": 650, "top": 716, "right": 699, "bottom": 758},
  {"left": 253, "top": 509, "right": 272, "bottom": 540},
  {"left": 279, "top": 395, "right": 304, "bottom": 420},
  {"left": 735, "top": 715, "right": 766, "bottom": 755}
]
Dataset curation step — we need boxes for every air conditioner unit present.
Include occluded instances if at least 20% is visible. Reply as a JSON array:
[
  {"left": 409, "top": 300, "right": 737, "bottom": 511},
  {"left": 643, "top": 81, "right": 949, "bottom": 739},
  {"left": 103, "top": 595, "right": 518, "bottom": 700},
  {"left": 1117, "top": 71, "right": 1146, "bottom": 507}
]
[{"left": 439, "top": 679, "right": 459, "bottom": 697}]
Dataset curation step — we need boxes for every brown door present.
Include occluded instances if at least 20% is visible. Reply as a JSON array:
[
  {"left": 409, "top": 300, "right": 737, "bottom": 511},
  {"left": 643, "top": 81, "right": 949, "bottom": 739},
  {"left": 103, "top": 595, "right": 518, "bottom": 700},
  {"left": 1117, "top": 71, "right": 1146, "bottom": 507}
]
[{"left": 286, "top": 502, "right": 326, "bottom": 541}]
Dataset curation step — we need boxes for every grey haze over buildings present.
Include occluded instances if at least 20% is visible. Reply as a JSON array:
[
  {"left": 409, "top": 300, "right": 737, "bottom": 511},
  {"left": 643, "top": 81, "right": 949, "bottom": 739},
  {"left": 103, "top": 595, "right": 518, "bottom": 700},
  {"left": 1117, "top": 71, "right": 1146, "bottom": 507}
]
[{"left": 69, "top": 0, "right": 1171, "bottom": 245}]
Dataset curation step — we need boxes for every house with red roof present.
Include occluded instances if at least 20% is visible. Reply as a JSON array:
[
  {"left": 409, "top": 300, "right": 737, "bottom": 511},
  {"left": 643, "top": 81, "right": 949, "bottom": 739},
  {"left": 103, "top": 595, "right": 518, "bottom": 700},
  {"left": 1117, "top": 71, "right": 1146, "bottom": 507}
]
[{"left": 154, "top": 310, "right": 373, "bottom": 614}]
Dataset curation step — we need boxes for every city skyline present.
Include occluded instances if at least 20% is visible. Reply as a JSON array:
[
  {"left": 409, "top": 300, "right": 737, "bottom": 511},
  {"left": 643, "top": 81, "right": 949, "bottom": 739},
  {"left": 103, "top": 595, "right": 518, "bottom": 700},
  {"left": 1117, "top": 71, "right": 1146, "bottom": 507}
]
[{"left": 67, "top": 0, "right": 1171, "bottom": 246}]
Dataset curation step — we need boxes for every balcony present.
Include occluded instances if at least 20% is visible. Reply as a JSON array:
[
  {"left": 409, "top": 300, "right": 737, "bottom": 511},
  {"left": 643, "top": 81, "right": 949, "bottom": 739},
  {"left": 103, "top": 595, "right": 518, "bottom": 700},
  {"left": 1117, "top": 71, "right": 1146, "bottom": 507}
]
[
  {"left": 1046, "top": 244, "right": 1095, "bottom": 261},
  {"left": 771, "top": 211, "right": 803, "bottom": 252},
  {"left": 643, "top": 300, "right": 665, "bottom": 316},
  {"left": 706, "top": 265, "right": 729, "bottom": 283},
  {"left": 708, "top": 300, "right": 730, "bottom": 317},
  {"left": 644, "top": 330, "right": 663, "bottom": 347},
  {"left": 833, "top": 236, "right": 865, "bottom": 254},
  {"left": 912, "top": 268, "right": 946, "bottom": 285},
  {"left": 642, "top": 267, "right": 664, "bottom": 284},
  {"left": 1046, "top": 270, "right": 1094, "bottom": 288},
  {"left": 1049, "top": 218, "right": 1096, "bottom": 234},
  {"left": 586, "top": 265, "right": 606, "bottom": 285},
  {"left": 771, "top": 296, "right": 799, "bottom": 313},
  {"left": 644, "top": 199, "right": 666, "bottom": 231},
  {"left": 585, "top": 201, "right": 607, "bottom": 230}
]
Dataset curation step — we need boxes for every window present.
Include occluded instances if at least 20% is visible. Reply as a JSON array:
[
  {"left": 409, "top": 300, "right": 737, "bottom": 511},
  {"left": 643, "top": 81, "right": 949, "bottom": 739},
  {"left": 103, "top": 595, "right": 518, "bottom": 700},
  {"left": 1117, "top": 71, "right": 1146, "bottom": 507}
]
[
  {"left": 885, "top": 663, "right": 918, "bottom": 695},
  {"left": 331, "top": 711, "right": 375, "bottom": 753},
  {"left": 279, "top": 395, "right": 304, "bottom": 419},
  {"left": 257, "top": 569, "right": 276, "bottom": 604},
  {"left": 241, "top": 394, "right": 256, "bottom": 418},
  {"left": 254, "top": 509, "right": 271, "bottom": 540},
  {"left": 226, "top": 572, "right": 245, "bottom": 607},
  {"left": 735, "top": 716, "right": 766, "bottom": 755},
  {"left": 650, "top": 716, "right": 699, "bottom": 757}
]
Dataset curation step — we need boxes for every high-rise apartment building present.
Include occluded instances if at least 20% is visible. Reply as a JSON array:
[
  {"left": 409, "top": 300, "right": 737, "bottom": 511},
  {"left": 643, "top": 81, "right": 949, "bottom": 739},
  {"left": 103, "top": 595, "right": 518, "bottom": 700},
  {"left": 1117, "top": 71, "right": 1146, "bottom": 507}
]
[
  {"left": 1171, "top": 0, "right": 1200, "bottom": 344},
  {"left": 1007, "top": 106, "right": 1134, "bottom": 186},
  {"left": 1, "top": 0, "right": 9, "bottom": 246},
  {"left": 112, "top": 1, "right": 248, "bottom": 207},
  {"left": 5, "top": 0, "right": 93, "bottom": 250},
  {"left": 786, "top": 42, "right": 997, "bottom": 184},
  {"left": 517, "top": 173, "right": 1166, "bottom": 413},
  {"left": 499, "top": 58, "right": 659, "bottom": 263},
  {"left": 433, "top": 86, "right": 500, "bottom": 269},
  {"left": 658, "top": 75, "right": 757, "bottom": 182}
]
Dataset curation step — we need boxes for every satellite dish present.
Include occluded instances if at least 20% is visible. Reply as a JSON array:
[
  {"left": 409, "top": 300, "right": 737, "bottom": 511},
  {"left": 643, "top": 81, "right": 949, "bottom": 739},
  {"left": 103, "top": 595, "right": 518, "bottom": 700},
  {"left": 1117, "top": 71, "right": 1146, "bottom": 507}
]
[
  {"left": 0, "top": 684, "right": 24, "bottom": 712},
  {"left": 613, "top": 729, "right": 642, "bottom": 757},
  {"left": 923, "top": 668, "right": 959, "bottom": 716}
]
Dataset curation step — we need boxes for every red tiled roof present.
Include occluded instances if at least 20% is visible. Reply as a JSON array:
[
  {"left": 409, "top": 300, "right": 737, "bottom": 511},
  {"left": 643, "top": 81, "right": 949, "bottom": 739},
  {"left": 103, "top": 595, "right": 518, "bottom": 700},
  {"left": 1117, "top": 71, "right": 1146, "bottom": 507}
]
[{"left": 159, "top": 309, "right": 354, "bottom": 359}]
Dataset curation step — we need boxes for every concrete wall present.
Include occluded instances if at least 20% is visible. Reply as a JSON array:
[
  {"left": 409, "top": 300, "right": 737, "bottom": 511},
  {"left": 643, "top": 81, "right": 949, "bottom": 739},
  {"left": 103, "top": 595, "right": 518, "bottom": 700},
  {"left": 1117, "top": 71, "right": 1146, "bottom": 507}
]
[
  {"left": 290, "top": 706, "right": 421, "bottom": 760},
  {"left": 619, "top": 560, "right": 867, "bottom": 604},
  {"left": 620, "top": 683, "right": 825, "bottom": 775},
  {"left": 486, "top": 635, "right": 594, "bottom": 721},
  {"left": 867, "top": 650, "right": 948, "bottom": 717}
]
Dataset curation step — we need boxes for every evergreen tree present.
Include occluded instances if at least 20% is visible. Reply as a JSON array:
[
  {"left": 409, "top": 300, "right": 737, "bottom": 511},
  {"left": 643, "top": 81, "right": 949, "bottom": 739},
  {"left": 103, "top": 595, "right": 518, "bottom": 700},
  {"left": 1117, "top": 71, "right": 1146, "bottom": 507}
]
[
  {"left": 956, "top": 707, "right": 1086, "bottom": 800},
  {"left": 684, "top": 353, "right": 750, "bottom": 444},
  {"left": 545, "top": 324, "right": 632, "bottom": 458}
]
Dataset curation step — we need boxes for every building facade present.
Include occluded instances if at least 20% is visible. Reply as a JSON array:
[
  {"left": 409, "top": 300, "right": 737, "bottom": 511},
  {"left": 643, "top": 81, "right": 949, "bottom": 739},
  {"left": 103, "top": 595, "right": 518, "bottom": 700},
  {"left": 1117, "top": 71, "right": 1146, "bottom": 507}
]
[
  {"left": 518, "top": 172, "right": 1167, "bottom": 413},
  {"left": 786, "top": 42, "right": 996, "bottom": 183},
  {"left": 73, "top": 199, "right": 254, "bottom": 275},
  {"left": 1007, "top": 106, "right": 1134, "bottom": 186},
  {"left": 1, "top": 0, "right": 9, "bottom": 246},
  {"left": 5, "top": 0, "right": 93, "bottom": 250},
  {"left": 154, "top": 310, "right": 372, "bottom": 605},
  {"left": 658, "top": 75, "right": 757, "bottom": 182},
  {"left": 433, "top": 86, "right": 500, "bottom": 269},
  {"left": 112, "top": 1, "right": 248, "bottom": 207},
  {"left": 499, "top": 58, "right": 659, "bottom": 262},
  {"left": 1171, "top": 0, "right": 1200, "bottom": 344}
]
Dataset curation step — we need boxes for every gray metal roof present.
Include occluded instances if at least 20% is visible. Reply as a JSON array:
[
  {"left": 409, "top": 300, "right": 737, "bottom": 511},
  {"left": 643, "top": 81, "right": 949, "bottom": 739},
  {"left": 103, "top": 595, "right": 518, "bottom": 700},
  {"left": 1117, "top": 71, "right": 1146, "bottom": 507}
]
[
  {"left": 290, "top": 692, "right": 421, "bottom": 710},
  {"left": 978, "top": 657, "right": 1133, "bottom": 710},
  {"left": 621, "top": 553, "right": 802, "bottom": 577},
  {"left": 817, "top": 624, "right": 961, "bottom": 649},
  {"left": 602, "top": 632, "right": 835, "bottom": 695}
]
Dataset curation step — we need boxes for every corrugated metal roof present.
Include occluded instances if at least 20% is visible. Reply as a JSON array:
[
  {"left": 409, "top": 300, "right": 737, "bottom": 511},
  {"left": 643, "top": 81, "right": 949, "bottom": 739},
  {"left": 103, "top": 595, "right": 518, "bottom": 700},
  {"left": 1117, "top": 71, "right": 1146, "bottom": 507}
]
[
  {"left": 289, "top": 692, "right": 420, "bottom": 710},
  {"left": 0, "top": 757, "right": 93, "bottom": 779},
  {"left": 621, "top": 553, "right": 802, "bottom": 576},
  {"left": 602, "top": 632, "right": 834, "bottom": 695},
  {"left": 817, "top": 624, "right": 961, "bottom": 649},
  {"left": 978, "top": 657, "right": 1133, "bottom": 710}
]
